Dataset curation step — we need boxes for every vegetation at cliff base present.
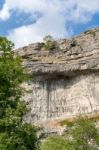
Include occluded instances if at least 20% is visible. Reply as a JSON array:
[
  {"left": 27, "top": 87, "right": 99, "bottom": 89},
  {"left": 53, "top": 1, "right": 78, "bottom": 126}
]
[
  {"left": 41, "top": 117, "right": 99, "bottom": 150},
  {"left": 41, "top": 135, "right": 72, "bottom": 150},
  {"left": 0, "top": 37, "right": 38, "bottom": 150}
]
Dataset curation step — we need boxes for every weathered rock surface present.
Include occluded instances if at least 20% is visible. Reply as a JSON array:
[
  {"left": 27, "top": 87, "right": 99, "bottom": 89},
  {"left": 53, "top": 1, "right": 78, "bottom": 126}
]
[{"left": 15, "top": 28, "right": 99, "bottom": 126}]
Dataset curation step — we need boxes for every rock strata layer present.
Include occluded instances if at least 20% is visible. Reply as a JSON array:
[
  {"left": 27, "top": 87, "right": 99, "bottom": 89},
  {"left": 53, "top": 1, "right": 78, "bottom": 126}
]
[{"left": 16, "top": 28, "right": 99, "bottom": 124}]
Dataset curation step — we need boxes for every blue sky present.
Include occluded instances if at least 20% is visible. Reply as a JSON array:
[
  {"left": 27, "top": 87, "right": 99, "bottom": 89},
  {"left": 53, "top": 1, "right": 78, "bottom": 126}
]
[
  {"left": 0, "top": 0, "right": 99, "bottom": 48},
  {"left": 70, "top": 13, "right": 99, "bottom": 35}
]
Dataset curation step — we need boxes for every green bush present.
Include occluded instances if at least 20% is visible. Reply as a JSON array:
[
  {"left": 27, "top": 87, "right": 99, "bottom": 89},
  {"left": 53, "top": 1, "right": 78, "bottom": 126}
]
[
  {"left": 0, "top": 37, "right": 38, "bottom": 150},
  {"left": 41, "top": 117, "right": 99, "bottom": 150},
  {"left": 40, "top": 135, "right": 71, "bottom": 150},
  {"left": 43, "top": 35, "right": 56, "bottom": 51},
  {"left": 68, "top": 117, "right": 99, "bottom": 150}
]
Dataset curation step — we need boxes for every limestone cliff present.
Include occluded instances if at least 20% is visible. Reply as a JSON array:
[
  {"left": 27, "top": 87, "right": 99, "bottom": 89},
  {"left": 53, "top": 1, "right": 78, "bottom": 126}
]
[{"left": 16, "top": 28, "right": 99, "bottom": 125}]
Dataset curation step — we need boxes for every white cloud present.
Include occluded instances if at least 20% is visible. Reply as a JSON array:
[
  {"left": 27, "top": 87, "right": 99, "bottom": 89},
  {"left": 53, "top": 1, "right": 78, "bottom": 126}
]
[
  {"left": 0, "top": 4, "right": 10, "bottom": 20},
  {"left": 0, "top": 0, "right": 99, "bottom": 48},
  {"left": 8, "top": 12, "right": 70, "bottom": 48}
]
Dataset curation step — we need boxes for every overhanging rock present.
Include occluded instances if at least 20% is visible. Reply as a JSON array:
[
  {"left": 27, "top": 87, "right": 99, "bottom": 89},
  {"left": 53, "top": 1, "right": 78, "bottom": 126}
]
[{"left": 15, "top": 28, "right": 99, "bottom": 124}]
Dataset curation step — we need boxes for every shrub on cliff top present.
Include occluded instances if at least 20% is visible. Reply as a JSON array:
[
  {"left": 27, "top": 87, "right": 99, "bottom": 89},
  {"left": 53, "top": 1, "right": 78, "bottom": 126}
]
[{"left": 43, "top": 35, "right": 57, "bottom": 51}]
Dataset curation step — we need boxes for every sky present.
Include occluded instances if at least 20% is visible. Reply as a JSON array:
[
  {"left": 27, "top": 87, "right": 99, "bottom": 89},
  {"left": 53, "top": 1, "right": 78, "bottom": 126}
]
[{"left": 0, "top": 0, "right": 99, "bottom": 48}]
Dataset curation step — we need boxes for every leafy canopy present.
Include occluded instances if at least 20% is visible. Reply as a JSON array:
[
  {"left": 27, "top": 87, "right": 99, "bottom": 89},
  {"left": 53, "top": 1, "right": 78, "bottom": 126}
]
[{"left": 0, "top": 37, "right": 38, "bottom": 150}]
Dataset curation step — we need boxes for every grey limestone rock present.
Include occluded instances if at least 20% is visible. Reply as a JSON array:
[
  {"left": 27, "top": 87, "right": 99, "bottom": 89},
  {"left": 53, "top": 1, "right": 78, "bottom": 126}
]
[{"left": 15, "top": 28, "right": 99, "bottom": 128}]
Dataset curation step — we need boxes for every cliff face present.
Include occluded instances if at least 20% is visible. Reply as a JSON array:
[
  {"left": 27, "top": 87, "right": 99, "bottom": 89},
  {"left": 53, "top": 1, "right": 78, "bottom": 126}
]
[{"left": 16, "top": 28, "right": 99, "bottom": 124}]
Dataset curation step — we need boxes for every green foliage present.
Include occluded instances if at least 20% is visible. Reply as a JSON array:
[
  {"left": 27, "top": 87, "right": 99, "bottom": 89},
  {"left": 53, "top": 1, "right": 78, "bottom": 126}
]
[
  {"left": 0, "top": 124, "right": 38, "bottom": 150},
  {"left": 40, "top": 135, "right": 72, "bottom": 150},
  {"left": 68, "top": 117, "right": 99, "bottom": 150},
  {"left": 60, "top": 119, "right": 74, "bottom": 127},
  {"left": 41, "top": 117, "right": 99, "bottom": 150},
  {"left": 43, "top": 35, "right": 56, "bottom": 51},
  {"left": 0, "top": 37, "right": 38, "bottom": 150}
]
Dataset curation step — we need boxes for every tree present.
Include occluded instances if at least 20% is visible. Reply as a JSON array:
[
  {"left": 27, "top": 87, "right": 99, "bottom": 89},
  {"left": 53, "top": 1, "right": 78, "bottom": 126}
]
[{"left": 0, "top": 37, "right": 38, "bottom": 150}]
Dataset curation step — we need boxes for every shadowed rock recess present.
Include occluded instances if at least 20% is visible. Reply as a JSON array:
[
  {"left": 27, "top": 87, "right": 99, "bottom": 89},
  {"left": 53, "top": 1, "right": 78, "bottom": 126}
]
[{"left": 16, "top": 28, "right": 99, "bottom": 124}]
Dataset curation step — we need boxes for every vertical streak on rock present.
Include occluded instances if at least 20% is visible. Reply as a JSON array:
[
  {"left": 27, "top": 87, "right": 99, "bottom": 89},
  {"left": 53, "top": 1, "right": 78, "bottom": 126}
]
[
  {"left": 23, "top": 74, "right": 99, "bottom": 123},
  {"left": 46, "top": 81, "right": 50, "bottom": 118},
  {"left": 17, "top": 28, "right": 99, "bottom": 123}
]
